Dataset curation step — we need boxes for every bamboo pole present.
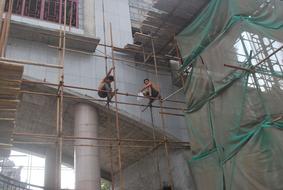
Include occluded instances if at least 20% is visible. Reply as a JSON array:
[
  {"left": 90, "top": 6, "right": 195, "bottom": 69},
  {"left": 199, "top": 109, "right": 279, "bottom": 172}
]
[
  {"left": 151, "top": 37, "right": 175, "bottom": 189},
  {"left": 20, "top": 90, "right": 186, "bottom": 111},
  {"left": 22, "top": 79, "right": 185, "bottom": 104},
  {"left": 48, "top": 45, "right": 174, "bottom": 71},
  {"left": 54, "top": 0, "right": 67, "bottom": 189},
  {"left": 0, "top": 0, "right": 13, "bottom": 57},
  {"left": 254, "top": 45, "right": 283, "bottom": 68},
  {"left": 110, "top": 23, "right": 124, "bottom": 190},
  {"left": 159, "top": 112, "right": 185, "bottom": 117},
  {"left": 110, "top": 144, "right": 115, "bottom": 190},
  {"left": 102, "top": 0, "right": 108, "bottom": 75},
  {"left": 13, "top": 132, "right": 190, "bottom": 145}
]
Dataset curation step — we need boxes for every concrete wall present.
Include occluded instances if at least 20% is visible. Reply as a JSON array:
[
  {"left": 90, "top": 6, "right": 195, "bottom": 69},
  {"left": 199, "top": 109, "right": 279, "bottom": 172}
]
[
  {"left": 5, "top": 0, "right": 188, "bottom": 141},
  {"left": 83, "top": 0, "right": 96, "bottom": 37},
  {"left": 115, "top": 148, "right": 195, "bottom": 190}
]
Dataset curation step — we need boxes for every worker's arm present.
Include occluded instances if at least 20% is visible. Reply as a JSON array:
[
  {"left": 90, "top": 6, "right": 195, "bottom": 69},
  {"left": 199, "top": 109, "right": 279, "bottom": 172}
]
[
  {"left": 102, "top": 67, "right": 115, "bottom": 81},
  {"left": 140, "top": 82, "right": 152, "bottom": 92}
]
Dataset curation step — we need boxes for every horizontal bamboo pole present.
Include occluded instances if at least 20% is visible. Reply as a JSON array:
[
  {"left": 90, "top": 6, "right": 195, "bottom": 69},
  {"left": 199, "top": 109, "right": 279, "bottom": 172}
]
[
  {"left": 20, "top": 90, "right": 186, "bottom": 111},
  {"left": 13, "top": 132, "right": 190, "bottom": 145},
  {"left": 22, "top": 79, "right": 185, "bottom": 104},
  {"left": 48, "top": 45, "right": 174, "bottom": 71},
  {"left": 159, "top": 112, "right": 185, "bottom": 117},
  {"left": 12, "top": 141, "right": 156, "bottom": 148},
  {"left": 224, "top": 64, "right": 252, "bottom": 72},
  {"left": 255, "top": 45, "right": 283, "bottom": 67}
]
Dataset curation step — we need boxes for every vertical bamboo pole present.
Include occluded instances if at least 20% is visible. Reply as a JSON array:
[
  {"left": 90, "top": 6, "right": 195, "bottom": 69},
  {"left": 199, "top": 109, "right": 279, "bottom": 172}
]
[
  {"left": 55, "top": 0, "right": 67, "bottom": 189},
  {"left": 143, "top": 42, "right": 162, "bottom": 189},
  {"left": 151, "top": 37, "right": 175, "bottom": 189},
  {"left": 110, "top": 144, "right": 115, "bottom": 190},
  {"left": 110, "top": 23, "right": 124, "bottom": 190},
  {"left": 0, "top": 0, "right": 13, "bottom": 57},
  {"left": 175, "top": 36, "right": 185, "bottom": 86},
  {"left": 149, "top": 107, "right": 162, "bottom": 190},
  {"left": 102, "top": 0, "right": 108, "bottom": 74}
]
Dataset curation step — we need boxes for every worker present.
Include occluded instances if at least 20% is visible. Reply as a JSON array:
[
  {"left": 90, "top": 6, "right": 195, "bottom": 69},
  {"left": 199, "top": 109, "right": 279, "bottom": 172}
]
[
  {"left": 98, "top": 67, "right": 117, "bottom": 105},
  {"left": 140, "top": 78, "right": 160, "bottom": 106}
]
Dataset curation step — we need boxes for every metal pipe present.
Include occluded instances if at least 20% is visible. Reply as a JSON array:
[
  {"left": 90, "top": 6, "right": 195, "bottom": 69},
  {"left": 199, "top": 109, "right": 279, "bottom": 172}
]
[
  {"left": 48, "top": 45, "right": 173, "bottom": 71},
  {"left": 162, "top": 87, "right": 184, "bottom": 102}
]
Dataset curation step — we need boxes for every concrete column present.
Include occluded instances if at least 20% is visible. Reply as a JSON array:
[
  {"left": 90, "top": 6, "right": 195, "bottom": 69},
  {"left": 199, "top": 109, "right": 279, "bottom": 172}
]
[
  {"left": 44, "top": 145, "right": 58, "bottom": 190},
  {"left": 83, "top": 0, "right": 96, "bottom": 37},
  {"left": 74, "top": 103, "right": 101, "bottom": 190}
]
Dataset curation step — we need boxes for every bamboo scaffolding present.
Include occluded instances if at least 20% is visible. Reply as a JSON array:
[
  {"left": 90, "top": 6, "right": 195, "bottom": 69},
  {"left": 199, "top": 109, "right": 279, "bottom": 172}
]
[
  {"left": 54, "top": 0, "right": 67, "bottom": 189},
  {"left": 12, "top": 132, "right": 190, "bottom": 145},
  {"left": 20, "top": 90, "right": 186, "bottom": 111},
  {"left": 0, "top": 1, "right": 191, "bottom": 189},
  {"left": 21, "top": 79, "right": 185, "bottom": 104},
  {"left": 48, "top": 45, "right": 174, "bottom": 71}
]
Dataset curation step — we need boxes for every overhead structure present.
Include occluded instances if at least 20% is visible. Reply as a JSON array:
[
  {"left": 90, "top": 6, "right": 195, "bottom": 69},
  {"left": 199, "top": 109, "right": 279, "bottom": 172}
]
[{"left": 116, "top": 0, "right": 210, "bottom": 66}]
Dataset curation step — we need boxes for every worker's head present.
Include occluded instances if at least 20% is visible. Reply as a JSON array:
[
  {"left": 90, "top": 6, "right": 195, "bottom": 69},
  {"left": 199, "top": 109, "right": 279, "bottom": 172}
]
[
  {"left": 106, "top": 75, "right": 114, "bottom": 82},
  {"left": 144, "top": 78, "right": 150, "bottom": 85}
]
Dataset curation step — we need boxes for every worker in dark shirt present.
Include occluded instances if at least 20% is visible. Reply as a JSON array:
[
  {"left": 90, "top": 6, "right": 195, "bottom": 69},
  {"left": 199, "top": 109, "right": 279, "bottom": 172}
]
[{"left": 98, "top": 67, "right": 117, "bottom": 104}]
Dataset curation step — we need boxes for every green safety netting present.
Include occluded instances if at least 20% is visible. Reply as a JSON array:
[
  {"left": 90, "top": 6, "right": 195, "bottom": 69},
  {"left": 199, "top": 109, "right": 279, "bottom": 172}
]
[{"left": 176, "top": 0, "right": 283, "bottom": 190}]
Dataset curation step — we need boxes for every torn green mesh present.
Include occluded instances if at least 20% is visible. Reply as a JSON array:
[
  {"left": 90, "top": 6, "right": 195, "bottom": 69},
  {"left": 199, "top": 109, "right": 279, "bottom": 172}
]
[{"left": 177, "top": 0, "right": 283, "bottom": 189}]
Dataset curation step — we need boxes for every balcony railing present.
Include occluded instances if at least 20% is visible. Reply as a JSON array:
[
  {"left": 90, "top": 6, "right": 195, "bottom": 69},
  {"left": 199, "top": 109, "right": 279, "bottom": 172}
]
[
  {"left": 0, "top": 173, "right": 44, "bottom": 190},
  {"left": 4, "top": 0, "right": 79, "bottom": 27}
]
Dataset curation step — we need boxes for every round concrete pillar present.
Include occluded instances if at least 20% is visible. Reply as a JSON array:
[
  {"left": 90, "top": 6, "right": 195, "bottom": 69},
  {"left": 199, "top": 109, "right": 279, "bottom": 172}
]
[
  {"left": 74, "top": 103, "right": 101, "bottom": 190},
  {"left": 44, "top": 145, "right": 59, "bottom": 190}
]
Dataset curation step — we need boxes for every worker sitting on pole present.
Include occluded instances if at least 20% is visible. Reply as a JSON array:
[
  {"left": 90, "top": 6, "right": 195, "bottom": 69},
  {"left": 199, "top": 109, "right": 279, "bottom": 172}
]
[
  {"left": 98, "top": 67, "right": 117, "bottom": 105},
  {"left": 140, "top": 78, "right": 160, "bottom": 107}
]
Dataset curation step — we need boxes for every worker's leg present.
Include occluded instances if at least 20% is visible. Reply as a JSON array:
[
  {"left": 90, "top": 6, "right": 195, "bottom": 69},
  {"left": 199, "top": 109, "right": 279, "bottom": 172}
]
[
  {"left": 104, "top": 83, "right": 112, "bottom": 102},
  {"left": 148, "top": 89, "right": 160, "bottom": 106}
]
